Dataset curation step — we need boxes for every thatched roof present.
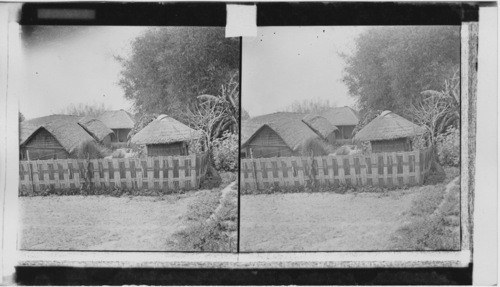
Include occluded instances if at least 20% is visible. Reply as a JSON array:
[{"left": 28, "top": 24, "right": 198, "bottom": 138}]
[
  {"left": 131, "top": 115, "right": 200, "bottom": 145},
  {"left": 97, "top": 109, "right": 135, "bottom": 129},
  {"left": 20, "top": 115, "right": 97, "bottom": 154},
  {"left": 78, "top": 118, "right": 113, "bottom": 142},
  {"left": 301, "top": 114, "right": 338, "bottom": 139},
  {"left": 354, "top": 111, "right": 426, "bottom": 141},
  {"left": 241, "top": 112, "right": 323, "bottom": 151},
  {"left": 320, "top": 106, "right": 359, "bottom": 126}
]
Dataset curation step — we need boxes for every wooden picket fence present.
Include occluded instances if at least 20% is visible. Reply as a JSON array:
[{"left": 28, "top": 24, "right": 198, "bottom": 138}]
[
  {"left": 19, "top": 153, "right": 209, "bottom": 193},
  {"left": 240, "top": 147, "right": 433, "bottom": 190}
]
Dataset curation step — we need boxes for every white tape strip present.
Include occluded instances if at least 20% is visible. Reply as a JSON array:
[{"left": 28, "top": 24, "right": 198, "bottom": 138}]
[{"left": 225, "top": 4, "right": 256, "bottom": 38}]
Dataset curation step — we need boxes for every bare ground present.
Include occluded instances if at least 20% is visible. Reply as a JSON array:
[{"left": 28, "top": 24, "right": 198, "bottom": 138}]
[
  {"left": 240, "top": 188, "right": 436, "bottom": 252},
  {"left": 19, "top": 191, "right": 206, "bottom": 251}
]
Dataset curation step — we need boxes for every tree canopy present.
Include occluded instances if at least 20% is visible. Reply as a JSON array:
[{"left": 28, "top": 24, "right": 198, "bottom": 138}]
[
  {"left": 342, "top": 26, "right": 460, "bottom": 116},
  {"left": 60, "top": 102, "right": 109, "bottom": 117},
  {"left": 116, "top": 27, "right": 239, "bottom": 119},
  {"left": 282, "top": 98, "right": 338, "bottom": 114}
]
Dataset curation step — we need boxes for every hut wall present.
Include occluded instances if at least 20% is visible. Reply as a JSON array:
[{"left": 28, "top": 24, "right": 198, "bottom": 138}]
[
  {"left": 146, "top": 142, "right": 187, "bottom": 157},
  {"left": 245, "top": 126, "right": 294, "bottom": 158},
  {"left": 21, "top": 129, "right": 69, "bottom": 160},
  {"left": 112, "top": 128, "right": 131, "bottom": 142},
  {"left": 371, "top": 138, "right": 410, "bottom": 153},
  {"left": 338, "top": 125, "right": 355, "bottom": 139}
]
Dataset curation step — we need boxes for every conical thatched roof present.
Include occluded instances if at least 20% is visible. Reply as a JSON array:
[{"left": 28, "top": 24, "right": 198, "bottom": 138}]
[
  {"left": 97, "top": 109, "right": 135, "bottom": 129},
  {"left": 354, "top": 111, "right": 426, "bottom": 141},
  {"left": 301, "top": 114, "right": 339, "bottom": 139},
  {"left": 131, "top": 115, "right": 200, "bottom": 145}
]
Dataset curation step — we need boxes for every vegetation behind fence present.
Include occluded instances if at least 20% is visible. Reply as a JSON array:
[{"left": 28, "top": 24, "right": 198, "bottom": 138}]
[
  {"left": 240, "top": 147, "right": 433, "bottom": 191},
  {"left": 19, "top": 153, "right": 209, "bottom": 195}
]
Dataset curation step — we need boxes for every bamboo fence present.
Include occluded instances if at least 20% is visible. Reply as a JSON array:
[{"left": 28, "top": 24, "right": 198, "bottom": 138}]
[
  {"left": 240, "top": 147, "right": 433, "bottom": 190},
  {"left": 19, "top": 153, "right": 209, "bottom": 193}
]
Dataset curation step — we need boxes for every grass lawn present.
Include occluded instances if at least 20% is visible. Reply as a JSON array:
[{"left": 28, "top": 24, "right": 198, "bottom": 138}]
[
  {"left": 241, "top": 168, "right": 460, "bottom": 252},
  {"left": 19, "top": 191, "right": 211, "bottom": 251}
]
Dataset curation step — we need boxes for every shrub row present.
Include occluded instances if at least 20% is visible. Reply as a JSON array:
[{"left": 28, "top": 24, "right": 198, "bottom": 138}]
[
  {"left": 19, "top": 185, "right": 192, "bottom": 197},
  {"left": 241, "top": 181, "right": 413, "bottom": 196}
]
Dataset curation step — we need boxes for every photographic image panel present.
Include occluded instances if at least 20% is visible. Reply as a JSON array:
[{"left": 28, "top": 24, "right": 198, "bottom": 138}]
[
  {"left": 17, "top": 26, "right": 240, "bottom": 252},
  {"left": 240, "top": 26, "right": 461, "bottom": 252}
]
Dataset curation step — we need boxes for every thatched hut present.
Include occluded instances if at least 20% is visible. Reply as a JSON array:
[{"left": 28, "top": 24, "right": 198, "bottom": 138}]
[
  {"left": 301, "top": 114, "right": 339, "bottom": 144},
  {"left": 320, "top": 106, "right": 359, "bottom": 139},
  {"left": 78, "top": 117, "right": 114, "bottom": 146},
  {"left": 97, "top": 109, "right": 135, "bottom": 143},
  {"left": 353, "top": 111, "right": 426, "bottom": 153},
  {"left": 20, "top": 120, "right": 97, "bottom": 160},
  {"left": 19, "top": 114, "right": 113, "bottom": 160},
  {"left": 131, "top": 115, "right": 200, "bottom": 156},
  {"left": 241, "top": 112, "right": 336, "bottom": 158}
]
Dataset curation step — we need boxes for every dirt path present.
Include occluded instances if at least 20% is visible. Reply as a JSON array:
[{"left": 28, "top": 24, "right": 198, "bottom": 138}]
[
  {"left": 240, "top": 189, "right": 423, "bottom": 251},
  {"left": 207, "top": 181, "right": 236, "bottom": 224},
  {"left": 19, "top": 192, "right": 204, "bottom": 251}
]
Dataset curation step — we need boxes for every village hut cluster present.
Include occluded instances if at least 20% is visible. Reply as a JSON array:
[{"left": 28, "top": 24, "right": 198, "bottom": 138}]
[
  {"left": 20, "top": 110, "right": 201, "bottom": 160},
  {"left": 241, "top": 107, "right": 426, "bottom": 158}
]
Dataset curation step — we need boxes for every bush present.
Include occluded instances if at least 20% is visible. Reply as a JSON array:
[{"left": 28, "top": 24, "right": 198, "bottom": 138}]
[
  {"left": 424, "top": 161, "right": 446, "bottom": 185},
  {"left": 241, "top": 181, "right": 411, "bottom": 195},
  {"left": 411, "top": 134, "right": 429, "bottom": 150},
  {"left": 212, "top": 131, "right": 238, "bottom": 172},
  {"left": 111, "top": 149, "right": 125, "bottom": 158},
  {"left": 335, "top": 145, "right": 351, "bottom": 155},
  {"left": 75, "top": 141, "right": 110, "bottom": 159},
  {"left": 436, "top": 126, "right": 460, "bottom": 167},
  {"left": 300, "top": 138, "right": 329, "bottom": 156}
]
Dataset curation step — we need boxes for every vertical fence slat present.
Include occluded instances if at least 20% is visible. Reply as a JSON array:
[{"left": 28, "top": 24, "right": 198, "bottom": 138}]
[
  {"left": 190, "top": 154, "right": 197, "bottom": 189},
  {"left": 402, "top": 152, "right": 410, "bottom": 185}
]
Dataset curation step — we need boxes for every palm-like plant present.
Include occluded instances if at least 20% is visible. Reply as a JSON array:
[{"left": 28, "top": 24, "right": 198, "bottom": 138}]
[
  {"left": 196, "top": 71, "right": 239, "bottom": 139},
  {"left": 408, "top": 67, "right": 460, "bottom": 148}
]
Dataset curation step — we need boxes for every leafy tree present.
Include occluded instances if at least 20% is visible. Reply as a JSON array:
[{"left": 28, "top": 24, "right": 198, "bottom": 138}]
[
  {"left": 353, "top": 108, "right": 383, "bottom": 135},
  {"left": 408, "top": 69, "right": 460, "bottom": 148},
  {"left": 60, "top": 102, "right": 109, "bottom": 117},
  {"left": 195, "top": 71, "right": 240, "bottom": 136},
  {"left": 19, "top": 112, "right": 25, "bottom": 122},
  {"left": 283, "top": 98, "right": 338, "bottom": 114},
  {"left": 116, "top": 27, "right": 239, "bottom": 119},
  {"left": 127, "top": 113, "right": 159, "bottom": 142},
  {"left": 185, "top": 97, "right": 230, "bottom": 153},
  {"left": 342, "top": 26, "right": 460, "bottom": 114}
]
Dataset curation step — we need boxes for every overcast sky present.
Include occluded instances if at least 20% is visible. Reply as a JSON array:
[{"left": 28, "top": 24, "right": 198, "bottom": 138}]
[
  {"left": 17, "top": 26, "right": 365, "bottom": 120},
  {"left": 18, "top": 26, "right": 146, "bottom": 120},
  {"left": 242, "top": 26, "right": 365, "bottom": 117}
]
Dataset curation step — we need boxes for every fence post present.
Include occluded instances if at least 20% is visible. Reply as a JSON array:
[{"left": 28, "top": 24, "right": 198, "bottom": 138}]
[
  {"left": 252, "top": 159, "right": 259, "bottom": 190},
  {"left": 27, "top": 161, "right": 34, "bottom": 193},
  {"left": 190, "top": 154, "right": 197, "bottom": 189}
]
